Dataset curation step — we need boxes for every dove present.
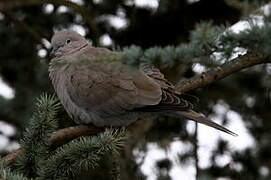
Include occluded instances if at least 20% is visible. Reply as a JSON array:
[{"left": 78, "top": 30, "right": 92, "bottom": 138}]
[{"left": 49, "top": 30, "right": 237, "bottom": 136}]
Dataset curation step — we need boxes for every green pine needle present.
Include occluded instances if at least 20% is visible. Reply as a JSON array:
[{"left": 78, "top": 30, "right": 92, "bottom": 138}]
[
  {"left": 12, "top": 93, "right": 61, "bottom": 177},
  {"left": 0, "top": 158, "right": 29, "bottom": 180},
  {"left": 38, "top": 128, "right": 128, "bottom": 180}
]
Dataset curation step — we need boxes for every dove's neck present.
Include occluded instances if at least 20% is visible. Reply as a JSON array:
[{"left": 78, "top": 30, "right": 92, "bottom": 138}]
[{"left": 66, "top": 43, "right": 88, "bottom": 57}]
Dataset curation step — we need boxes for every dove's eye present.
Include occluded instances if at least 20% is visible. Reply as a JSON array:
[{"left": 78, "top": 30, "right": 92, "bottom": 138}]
[{"left": 66, "top": 39, "right": 71, "bottom": 44}]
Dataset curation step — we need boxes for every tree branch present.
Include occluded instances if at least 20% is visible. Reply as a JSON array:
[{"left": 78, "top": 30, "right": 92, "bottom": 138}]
[
  {"left": 177, "top": 51, "right": 270, "bottom": 93},
  {"left": 3, "top": 125, "right": 104, "bottom": 166},
  {"left": 193, "top": 123, "right": 199, "bottom": 179}
]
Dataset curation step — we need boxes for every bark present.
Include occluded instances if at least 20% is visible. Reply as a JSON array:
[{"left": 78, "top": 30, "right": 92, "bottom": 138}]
[
  {"left": 3, "top": 125, "right": 103, "bottom": 166},
  {"left": 177, "top": 51, "right": 270, "bottom": 93}
]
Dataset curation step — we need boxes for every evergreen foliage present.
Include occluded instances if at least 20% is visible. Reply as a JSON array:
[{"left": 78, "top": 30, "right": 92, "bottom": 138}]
[
  {"left": 0, "top": 0, "right": 271, "bottom": 179},
  {"left": 121, "top": 22, "right": 226, "bottom": 69},
  {"left": 1, "top": 94, "right": 127, "bottom": 179},
  {"left": 38, "top": 128, "right": 127, "bottom": 180},
  {"left": 222, "top": 17, "right": 271, "bottom": 55},
  {"left": 11, "top": 94, "right": 60, "bottom": 177},
  {"left": 0, "top": 158, "right": 29, "bottom": 180}
]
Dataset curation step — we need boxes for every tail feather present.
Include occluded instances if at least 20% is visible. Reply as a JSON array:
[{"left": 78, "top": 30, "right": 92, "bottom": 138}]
[{"left": 178, "top": 110, "right": 238, "bottom": 136}]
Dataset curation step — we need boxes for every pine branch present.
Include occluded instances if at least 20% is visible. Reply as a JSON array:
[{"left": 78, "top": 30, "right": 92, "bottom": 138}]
[
  {"left": 4, "top": 125, "right": 103, "bottom": 166},
  {"left": 11, "top": 94, "right": 60, "bottom": 177},
  {"left": 110, "top": 152, "right": 121, "bottom": 180},
  {"left": 0, "top": 158, "right": 29, "bottom": 180},
  {"left": 121, "top": 23, "right": 226, "bottom": 69},
  {"left": 176, "top": 50, "right": 270, "bottom": 93},
  {"left": 193, "top": 123, "right": 199, "bottom": 179},
  {"left": 37, "top": 128, "right": 127, "bottom": 179}
]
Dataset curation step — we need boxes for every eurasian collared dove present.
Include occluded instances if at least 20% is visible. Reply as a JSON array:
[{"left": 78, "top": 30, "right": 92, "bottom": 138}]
[{"left": 49, "top": 30, "right": 237, "bottom": 136}]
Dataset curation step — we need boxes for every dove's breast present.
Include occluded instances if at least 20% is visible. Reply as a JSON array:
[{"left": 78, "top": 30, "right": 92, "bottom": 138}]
[{"left": 49, "top": 65, "right": 92, "bottom": 124}]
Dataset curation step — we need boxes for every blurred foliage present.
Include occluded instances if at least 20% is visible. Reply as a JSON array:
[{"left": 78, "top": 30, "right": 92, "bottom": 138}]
[{"left": 0, "top": 0, "right": 270, "bottom": 179}]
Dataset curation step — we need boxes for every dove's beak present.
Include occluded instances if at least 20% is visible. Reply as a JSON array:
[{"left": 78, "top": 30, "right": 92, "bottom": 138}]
[
  {"left": 50, "top": 47, "right": 57, "bottom": 59},
  {"left": 50, "top": 46, "right": 63, "bottom": 59}
]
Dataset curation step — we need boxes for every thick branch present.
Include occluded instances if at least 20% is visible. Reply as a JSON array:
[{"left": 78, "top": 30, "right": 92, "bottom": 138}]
[
  {"left": 177, "top": 51, "right": 270, "bottom": 93},
  {"left": 3, "top": 125, "right": 104, "bottom": 166}
]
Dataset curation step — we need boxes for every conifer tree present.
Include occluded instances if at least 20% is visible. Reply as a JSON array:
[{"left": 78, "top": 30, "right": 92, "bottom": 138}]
[{"left": 0, "top": 1, "right": 271, "bottom": 179}]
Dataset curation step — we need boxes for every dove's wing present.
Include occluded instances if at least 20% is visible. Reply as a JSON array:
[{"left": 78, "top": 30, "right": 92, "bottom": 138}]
[
  {"left": 138, "top": 64, "right": 237, "bottom": 136},
  {"left": 64, "top": 47, "right": 163, "bottom": 120},
  {"left": 138, "top": 63, "right": 195, "bottom": 111},
  {"left": 64, "top": 47, "right": 194, "bottom": 116}
]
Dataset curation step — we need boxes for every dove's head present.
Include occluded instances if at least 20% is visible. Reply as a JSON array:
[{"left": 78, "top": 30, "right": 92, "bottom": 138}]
[{"left": 50, "top": 30, "right": 88, "bottom": 59}]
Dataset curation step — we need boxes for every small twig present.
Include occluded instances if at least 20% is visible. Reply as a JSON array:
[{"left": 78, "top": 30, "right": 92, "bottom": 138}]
[
  {"left": 3, "top": 149, "right": 24, "bottom": 166},
  {"left": 3, "top": 125, "right": 104, "bottom": 166},
  {"left": 194, "top": 122, "right": 199, "bottom": 179},
  {"left": 177, "top": 51, "right": 270, "bottom": 93},
  {"left": 110, "top": 152, "right": 121, "bottom": 180}
]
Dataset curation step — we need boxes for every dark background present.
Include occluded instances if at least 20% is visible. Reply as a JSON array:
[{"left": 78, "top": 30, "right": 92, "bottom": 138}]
[{"left": 0, "top": 0, "right": 271, "bottom": 179}]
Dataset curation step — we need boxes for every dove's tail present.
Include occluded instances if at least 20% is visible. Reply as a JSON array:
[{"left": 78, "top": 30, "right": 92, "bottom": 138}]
[{"left": 177, "top": 110, "right": 238, "bottom": 136}]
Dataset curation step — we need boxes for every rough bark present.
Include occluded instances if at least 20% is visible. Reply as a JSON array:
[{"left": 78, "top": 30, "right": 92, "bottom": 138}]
[
  {"left": 3, "top": 125, "right": 103, "bottom": 166},
  {"left": 177, "top": 51, "right": 270, "bottom": 93}
]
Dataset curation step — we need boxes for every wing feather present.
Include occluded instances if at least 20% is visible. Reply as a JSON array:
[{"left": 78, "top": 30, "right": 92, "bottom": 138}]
[
  {"left": 65, "top": 61, "right": 162, "bottom": 118},
  {"left": 139, "top": 63, "right": 194, "bottom": 111}
]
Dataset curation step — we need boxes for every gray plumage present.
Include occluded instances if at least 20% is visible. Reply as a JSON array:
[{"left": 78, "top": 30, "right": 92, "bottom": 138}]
[{"left": 49, "top": 30, "right": 237, "bottom": 136}]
